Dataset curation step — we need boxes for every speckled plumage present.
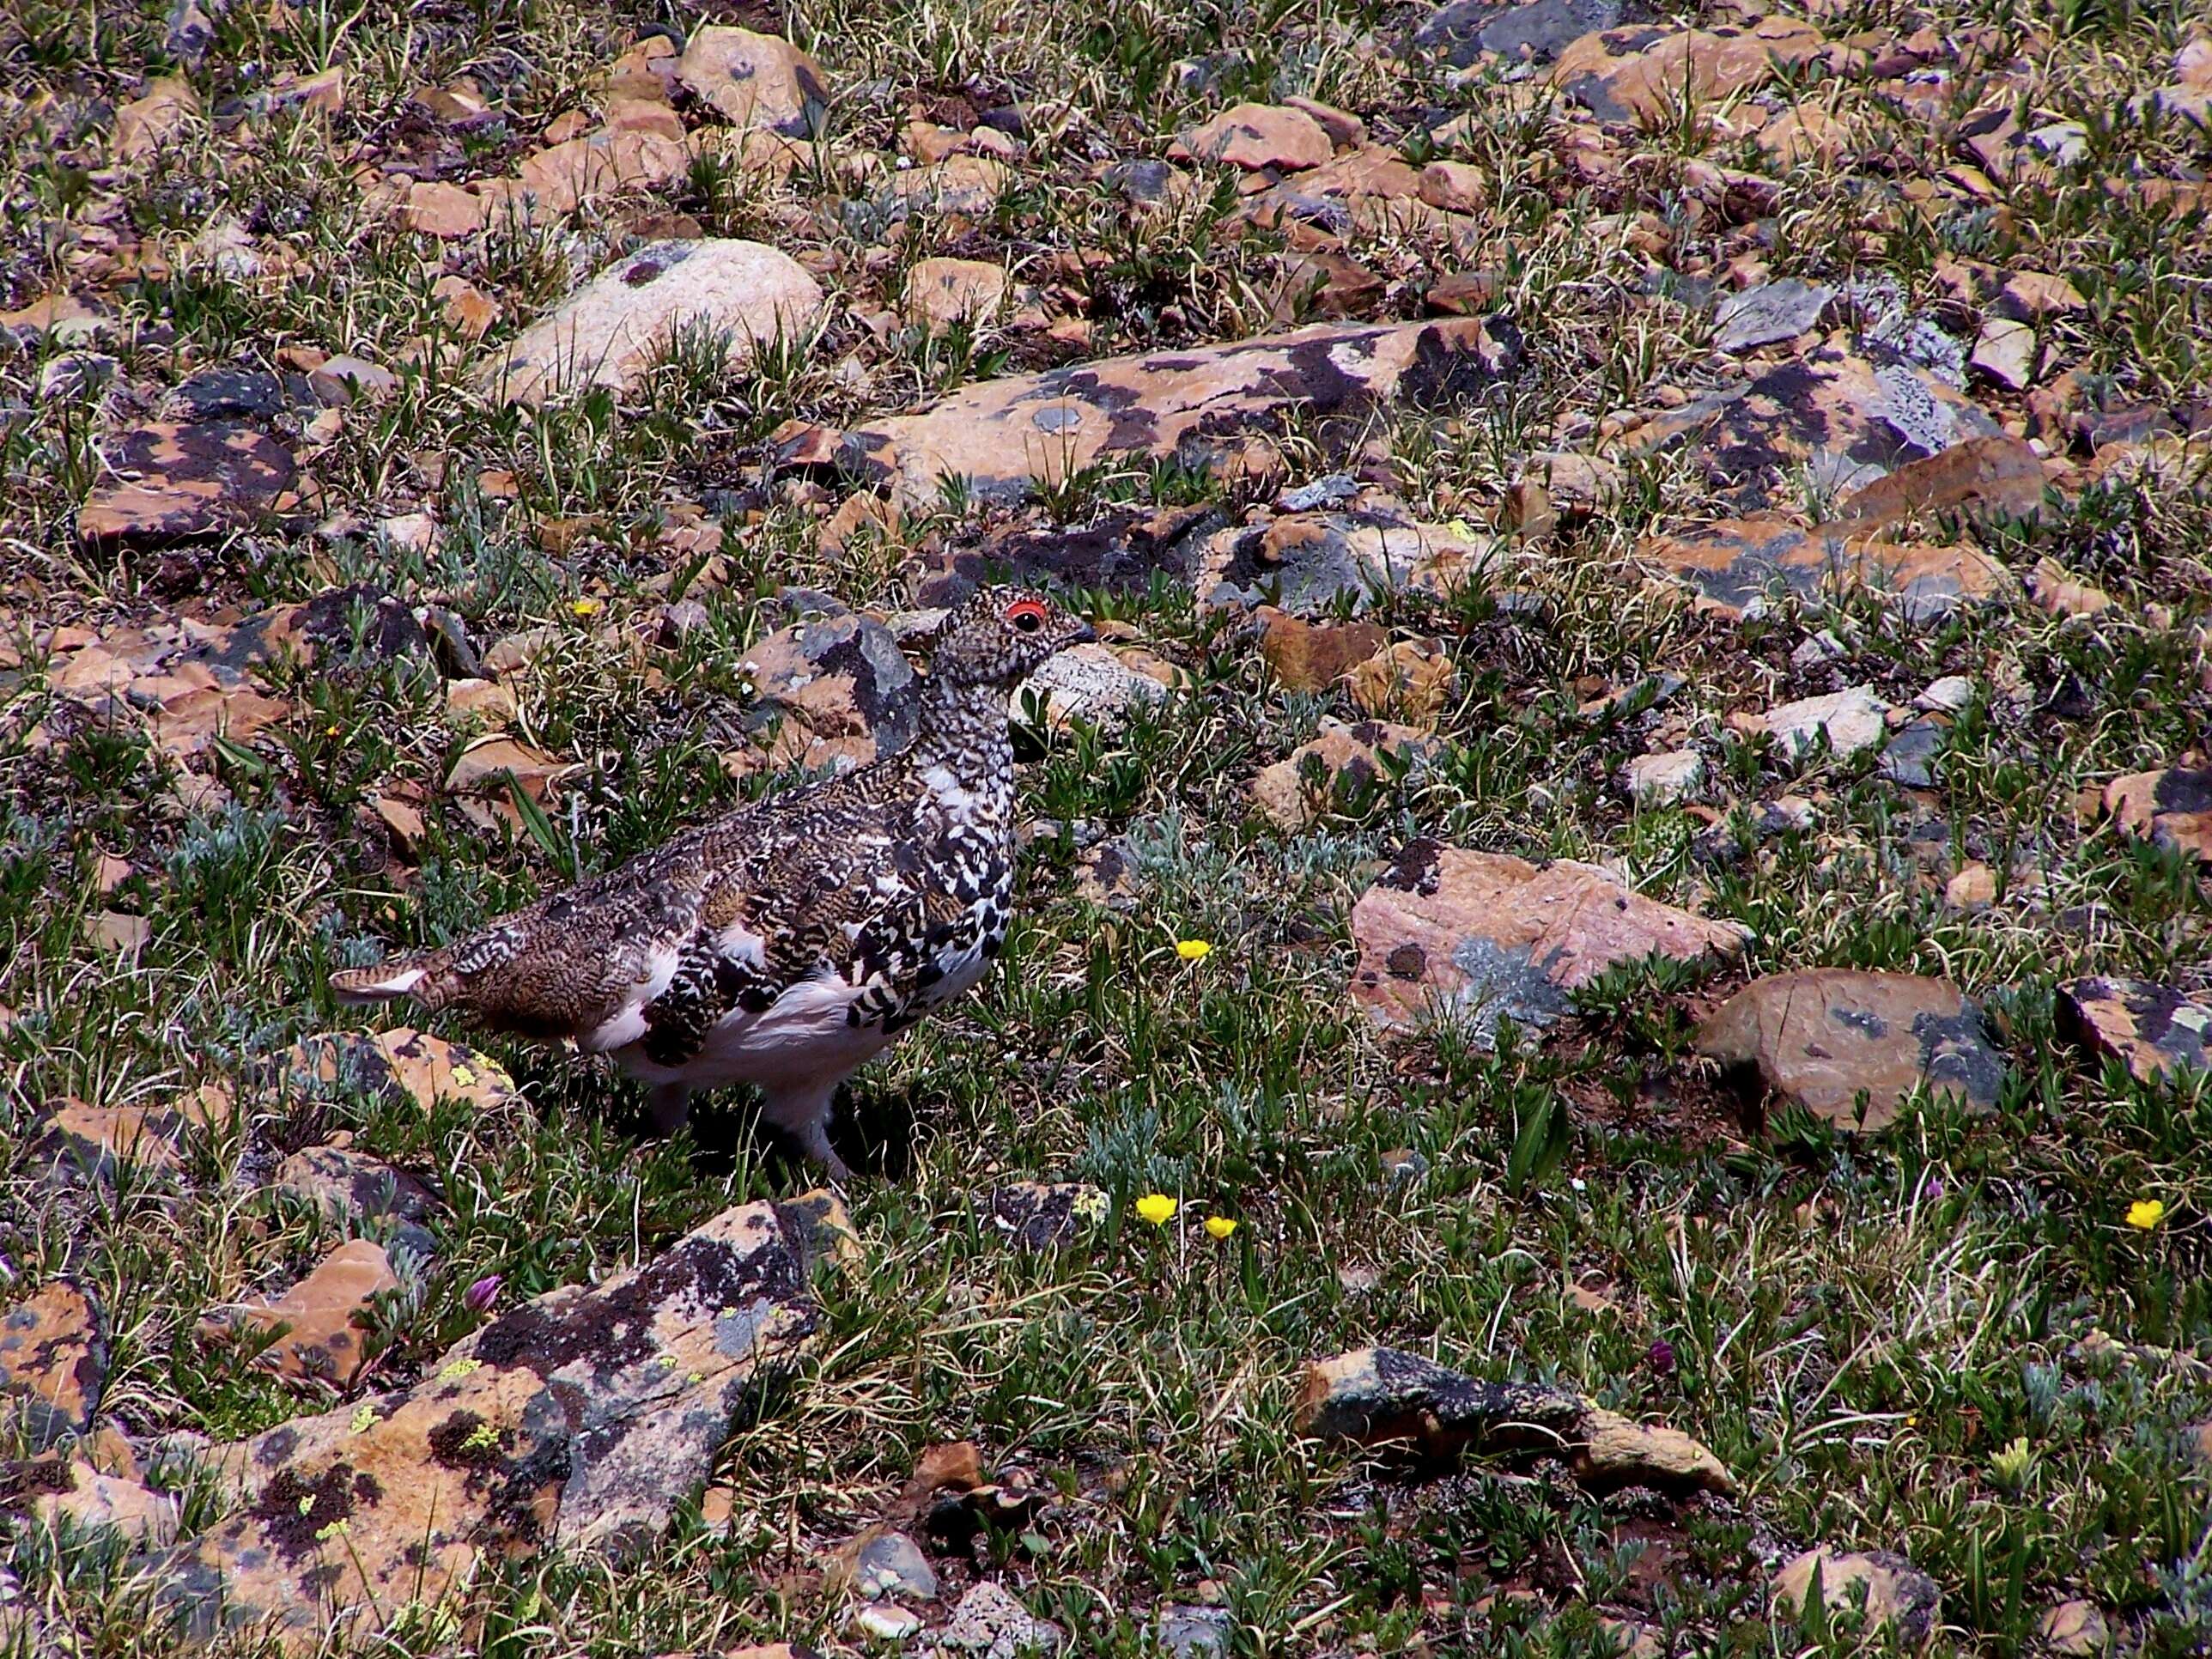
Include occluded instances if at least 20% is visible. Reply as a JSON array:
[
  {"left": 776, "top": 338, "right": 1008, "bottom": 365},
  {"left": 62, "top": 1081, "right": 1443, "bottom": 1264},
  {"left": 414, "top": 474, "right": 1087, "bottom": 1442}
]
[{"left": 331, "top": 586, "right": 1093, "bottom": 1176}]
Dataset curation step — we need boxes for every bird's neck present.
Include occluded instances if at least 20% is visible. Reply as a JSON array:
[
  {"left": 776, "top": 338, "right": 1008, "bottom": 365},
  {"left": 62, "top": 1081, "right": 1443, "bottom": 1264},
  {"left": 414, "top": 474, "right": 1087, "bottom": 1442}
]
[{"left": 902, "top": 674, "right": 1015, "bottom": 821}]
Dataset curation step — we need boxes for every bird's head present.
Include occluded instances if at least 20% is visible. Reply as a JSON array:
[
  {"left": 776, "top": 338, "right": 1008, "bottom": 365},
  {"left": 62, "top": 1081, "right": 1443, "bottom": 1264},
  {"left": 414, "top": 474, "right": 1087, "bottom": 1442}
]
[{"left": 926, "top": 586, "right": 1095, "bottom": 688}]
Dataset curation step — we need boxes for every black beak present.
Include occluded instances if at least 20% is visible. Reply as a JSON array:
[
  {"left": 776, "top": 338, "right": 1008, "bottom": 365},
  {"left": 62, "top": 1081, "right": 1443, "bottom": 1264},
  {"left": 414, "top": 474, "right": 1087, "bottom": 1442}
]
[{"left": 1070, "top": 617, "right": 1097, "bottom": 645}]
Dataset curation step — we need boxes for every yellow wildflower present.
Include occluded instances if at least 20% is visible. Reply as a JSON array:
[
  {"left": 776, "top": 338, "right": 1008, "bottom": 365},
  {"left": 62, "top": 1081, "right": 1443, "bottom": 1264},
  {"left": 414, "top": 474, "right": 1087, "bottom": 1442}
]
[
  {"left": 570, "top": 597, "right": 602, "bottom": 618},
  {"left": 1204, "top": 1216, "right": 1237, "bottom": 1241},
  {"left": 314, "top": 1518, "right": 350, "bottom": 1542},
  {"left": 2126, "top": 1198, "right": 2166, "bottom": 1231},
  {"left": 1176, "top": 939, "right": 1212, "bottom": 962},
  {"left": 1135, "top": 1193, "right": 1177, "bottom": 1225}
]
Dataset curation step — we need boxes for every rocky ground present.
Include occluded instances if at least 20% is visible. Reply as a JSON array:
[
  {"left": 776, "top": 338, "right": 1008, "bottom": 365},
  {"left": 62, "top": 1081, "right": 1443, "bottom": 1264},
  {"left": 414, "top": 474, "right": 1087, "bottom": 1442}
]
[{"left": 3, "top": 0, "right": 2210, "bottom": 1653}]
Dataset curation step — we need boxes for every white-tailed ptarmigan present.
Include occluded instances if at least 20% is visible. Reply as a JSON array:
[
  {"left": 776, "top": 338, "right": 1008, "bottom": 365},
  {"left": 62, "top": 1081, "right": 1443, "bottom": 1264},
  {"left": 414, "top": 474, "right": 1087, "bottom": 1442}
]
[{"left": 329, "top": 586, "right": 1094, "bottom": 1177}]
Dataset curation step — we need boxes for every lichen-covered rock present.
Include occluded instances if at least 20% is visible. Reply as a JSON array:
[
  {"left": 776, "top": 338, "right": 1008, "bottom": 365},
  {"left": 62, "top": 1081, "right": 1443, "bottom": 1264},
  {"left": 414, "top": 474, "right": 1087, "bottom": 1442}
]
[
  {"left": 740, "top": 608, "right": 920, "bottom": 771},
  {"left": 1575, "top": 1408, "right": 1735, "bottom": 1496},
  {"left": 1624, "top": 750, "right": 1705, "bottom": 805},
  {"left": 1714, "top": 280, "right": 1834, "bottom": 352},
  {"left": 1180, "top": 102, "right": 1333, "bottom": 172},
  {"left": 974, "top": 1182, "right": 1108, "bottom": 1250},
  {"left": 1638, "top": 518, "right": 2007, "bottom": 622},
  {"left": 149, "top": 1197, "right": 843, "bottom": 1651},
  {"left": 1350, "top": 839, "right": 1748, "bottom": 1041},
  {"left": 1738, "top": 685, "right": 1897, "bottom": 762},
  {"left": 1633, "top": 345, "right": 2006, "bottom": 513},
  {"left": 1255, "top": 609, "right": 1388, "bottom": 691},
  {"left": 2104, "top": 767, "right": 2212, "bottom": 862},
  {"left": 273, "top": 1143, "right": 443, "bottom": 1254},
  {"left": 1015, "top": 642, "right": 1175, "bottom": 731},
  {"left": 5, "top": 1456, "right": 181, "bottom": 1546},
  {"left": 1554, "top": 17, "right": 1827, "bottom": 124},
  {"left": 2039, "top": 1600, "right": 2110, "bottom": 1656},
  {"left": 289, "top": 1027, "right": 520, "bottom": 1115},
  {"left": 29, "top": 1093, "right": 229, "bottom": 1181},
  {"left": 0, "top": 1283, "right": 108, "bottom": 1451},
  {"left": 77, "top": 422, "right": 300, "bottom": 550},
  {"left": 1296, "top": 1346, "right": 1585, "bottom": 1455},
  {"left": 1200, "top": 500, "right": 1498, "bottom": 617},
  {"left": 1295, "top": 1347, "right": 1734, "bottom": 1495},
  {"left": 1772, "top": 1548, "right": 1942, "bottom": 1647},
  {"left": 677, "top": 27, "right": 829, "bottom": 134},
  {"left": 1698, "top": 970, "right": 2003, "bottom": 1130},
  {"left": 1346, "top": 638, "right": 1456, "bottom": 728},
  {"left": 2057, "top": 977, "right": 2210, "bottom": 1085},
  {"left": 902, "top": 258, "right": 1011, "bottom": 332},
  {"left": 1831, "top": 434, "right": 2052, "bottom": 529},
  {"left": 842, "top": 318, "right": 1519, "bottom": 510},
  {"left": 908, "top": 505, "right": 1224, "bottom": 610}
]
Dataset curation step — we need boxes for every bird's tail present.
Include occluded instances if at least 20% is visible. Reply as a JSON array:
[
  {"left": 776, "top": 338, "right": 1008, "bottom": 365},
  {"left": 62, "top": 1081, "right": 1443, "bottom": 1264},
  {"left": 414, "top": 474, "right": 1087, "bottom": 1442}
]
[{"left": 330, "top": 948, "right": 456, "bottom": 1009}]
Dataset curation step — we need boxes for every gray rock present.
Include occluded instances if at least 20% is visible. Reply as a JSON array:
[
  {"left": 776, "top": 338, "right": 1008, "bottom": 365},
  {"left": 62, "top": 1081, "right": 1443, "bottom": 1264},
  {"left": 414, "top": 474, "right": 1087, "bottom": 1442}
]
[
  {"left": 1714, "top": 281, "right": 1834, "bottom": 352},
  {"left": 923, "top": 1581, "right": 1066, "bottom": 1656},
  {"left": 1277, "top": 472, "right": 1361, "bottom": 512},
  {"left": 1415, "top": 0, "right": 1620, "bottom": 66},
  {"left": 1878, "top": 718, "right": 1944, "bottom": 788},
  {"left": 1156, "top": 1606, "right": 1233, "bottom": 1659},
  {"left": 855, "top": 1528, "right": 939, "bottom": 1602}
]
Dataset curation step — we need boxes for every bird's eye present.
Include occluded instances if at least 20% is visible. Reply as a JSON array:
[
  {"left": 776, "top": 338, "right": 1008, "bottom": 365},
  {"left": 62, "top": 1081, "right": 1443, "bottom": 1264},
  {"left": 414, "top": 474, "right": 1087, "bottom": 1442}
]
[{"left": 1006, "top": 600, "right": 1048, "bottom": 633}]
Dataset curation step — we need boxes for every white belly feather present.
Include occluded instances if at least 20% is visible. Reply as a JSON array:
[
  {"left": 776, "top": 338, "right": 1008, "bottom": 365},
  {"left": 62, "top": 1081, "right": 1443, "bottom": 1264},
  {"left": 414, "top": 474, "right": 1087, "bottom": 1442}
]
[{"left": 611, "top": 973, "right": 895, "bottom": 1091}]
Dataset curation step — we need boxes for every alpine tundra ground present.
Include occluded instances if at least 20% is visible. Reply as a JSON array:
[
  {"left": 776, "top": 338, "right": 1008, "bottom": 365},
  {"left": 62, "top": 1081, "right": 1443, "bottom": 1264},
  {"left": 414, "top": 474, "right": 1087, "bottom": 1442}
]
[{"left": 2, "top": 0, "right": 2209, "bottom": 1655}]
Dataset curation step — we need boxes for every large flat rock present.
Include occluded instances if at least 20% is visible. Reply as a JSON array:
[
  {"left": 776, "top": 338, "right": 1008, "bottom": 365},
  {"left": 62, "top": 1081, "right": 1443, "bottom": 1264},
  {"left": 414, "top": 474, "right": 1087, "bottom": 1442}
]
[
  {"left": 1638, "top": 517, "right": 2008, "bottom": 621},
  {"left": 1698, "top": 969, "right": 2003, "bottom": 1130},
  {"left": 841, "top": 317, "right": 1520, "bottom": 509},
  {"left": 1350, "top": 839, "right": 1749, "bottom": 1040},
  {"left": 1635, "top": 345, "right": 2007, "bottom": 512},
  {"left": 77, "top": 421, "right": 299, "bottom": 549},
  {"left": 149, "top": 1198, "right": 842, "bottom": 1651}
]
